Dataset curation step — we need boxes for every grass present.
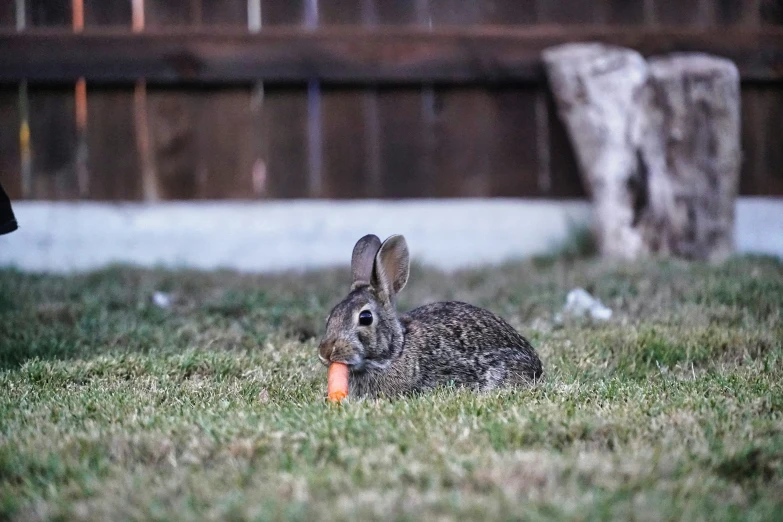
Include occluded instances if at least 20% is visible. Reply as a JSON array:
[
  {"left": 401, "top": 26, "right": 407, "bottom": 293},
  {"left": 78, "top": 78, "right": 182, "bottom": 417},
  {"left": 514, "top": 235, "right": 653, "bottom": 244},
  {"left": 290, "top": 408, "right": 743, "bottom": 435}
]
[{"left": 1, "top": 255, "right": 782, "bottom": 521}]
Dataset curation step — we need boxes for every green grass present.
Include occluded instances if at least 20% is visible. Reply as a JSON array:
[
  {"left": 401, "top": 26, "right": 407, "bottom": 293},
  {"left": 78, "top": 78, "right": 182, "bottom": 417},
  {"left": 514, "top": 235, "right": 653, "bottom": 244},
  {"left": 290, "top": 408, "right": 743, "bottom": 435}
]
[{"left": 1, "top": 255, "right": 782, "bottom": 521}]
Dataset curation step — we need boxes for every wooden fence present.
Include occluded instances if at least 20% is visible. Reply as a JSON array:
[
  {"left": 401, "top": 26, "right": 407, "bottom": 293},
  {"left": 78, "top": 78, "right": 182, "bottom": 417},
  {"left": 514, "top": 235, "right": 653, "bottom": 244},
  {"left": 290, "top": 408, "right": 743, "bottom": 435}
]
[{"left": 1, "top": 0, "right": 782, "bottom": 201}]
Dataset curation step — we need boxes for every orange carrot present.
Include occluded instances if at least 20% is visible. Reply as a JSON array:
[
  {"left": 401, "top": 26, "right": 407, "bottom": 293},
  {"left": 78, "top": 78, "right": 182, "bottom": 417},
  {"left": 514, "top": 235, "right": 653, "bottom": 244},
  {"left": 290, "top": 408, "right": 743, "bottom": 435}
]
[{"left": 327, "top": 362, "right": 349, "bottom": 402}]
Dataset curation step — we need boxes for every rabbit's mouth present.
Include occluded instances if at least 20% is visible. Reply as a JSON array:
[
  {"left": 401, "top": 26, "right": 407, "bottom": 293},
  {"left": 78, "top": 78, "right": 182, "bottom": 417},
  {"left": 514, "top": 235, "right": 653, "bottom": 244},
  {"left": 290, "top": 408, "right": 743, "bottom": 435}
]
[
  {"left": 318, "top": 352, "right": 365, "bottom": 369},
  {"left": 318, "top": 338, "right": 366, "bottom": 368}
]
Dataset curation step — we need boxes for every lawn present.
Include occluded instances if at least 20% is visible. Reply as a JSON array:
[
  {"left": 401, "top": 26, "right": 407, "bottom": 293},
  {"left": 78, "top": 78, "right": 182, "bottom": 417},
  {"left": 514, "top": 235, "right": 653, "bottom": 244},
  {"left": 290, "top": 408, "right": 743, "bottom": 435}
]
[{"left": 1, "top": 255, "right": 782, "bottom": 521}]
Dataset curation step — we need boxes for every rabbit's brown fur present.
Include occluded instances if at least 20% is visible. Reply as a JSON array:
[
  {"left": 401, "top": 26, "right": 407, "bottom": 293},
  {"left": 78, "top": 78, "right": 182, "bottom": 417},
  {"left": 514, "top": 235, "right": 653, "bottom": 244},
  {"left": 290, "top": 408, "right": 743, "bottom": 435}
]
[{"left": 318, "top": 234, "right": 543, "bottom": 398}]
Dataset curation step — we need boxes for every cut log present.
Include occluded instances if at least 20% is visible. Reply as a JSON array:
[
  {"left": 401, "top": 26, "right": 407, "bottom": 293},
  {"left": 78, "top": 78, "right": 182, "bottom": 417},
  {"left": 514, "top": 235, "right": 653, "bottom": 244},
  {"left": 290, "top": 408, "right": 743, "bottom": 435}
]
[
  {"left": 543, "top": 44, "right": 741, "bottom": 261},
  {"left": 543, "top": 43, "right": 649, "bottom": 259},
  {"left": 641, "top": 54, "right": 741, "bottom": 261}
]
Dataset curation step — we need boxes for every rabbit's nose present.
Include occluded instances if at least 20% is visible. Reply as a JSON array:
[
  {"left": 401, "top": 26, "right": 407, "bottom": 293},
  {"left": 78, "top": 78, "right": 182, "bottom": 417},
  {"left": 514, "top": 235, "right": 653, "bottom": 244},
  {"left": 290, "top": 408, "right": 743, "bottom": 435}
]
[{"left": 318, "top": 341, "right": 334, "bottom": 362}]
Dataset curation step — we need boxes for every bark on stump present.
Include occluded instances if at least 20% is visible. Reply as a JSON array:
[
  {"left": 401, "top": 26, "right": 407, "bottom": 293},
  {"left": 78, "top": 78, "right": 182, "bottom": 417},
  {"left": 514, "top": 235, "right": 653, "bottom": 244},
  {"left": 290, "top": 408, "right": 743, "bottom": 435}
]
[{"left": 543, "top": 44, "right": 741, "bottom": 261}]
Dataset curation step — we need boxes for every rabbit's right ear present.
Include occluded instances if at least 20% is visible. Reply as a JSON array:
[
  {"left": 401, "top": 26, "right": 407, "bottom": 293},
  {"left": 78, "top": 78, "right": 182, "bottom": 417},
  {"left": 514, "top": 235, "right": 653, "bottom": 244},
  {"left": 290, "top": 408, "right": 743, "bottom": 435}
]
[
  {"left": 351, "top": 234, "right": 382, "bottom": 290},
  {"left": 372, "top": 234, "right": 410, "bottom": 300}
]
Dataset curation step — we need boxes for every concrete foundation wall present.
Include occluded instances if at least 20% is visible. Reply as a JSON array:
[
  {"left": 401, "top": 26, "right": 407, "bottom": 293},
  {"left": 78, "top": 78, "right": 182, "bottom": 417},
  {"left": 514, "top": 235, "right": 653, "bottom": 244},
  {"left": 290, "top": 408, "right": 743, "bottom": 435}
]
[{"left": 1, "top": 198, "right": 781, "bottom": 273}]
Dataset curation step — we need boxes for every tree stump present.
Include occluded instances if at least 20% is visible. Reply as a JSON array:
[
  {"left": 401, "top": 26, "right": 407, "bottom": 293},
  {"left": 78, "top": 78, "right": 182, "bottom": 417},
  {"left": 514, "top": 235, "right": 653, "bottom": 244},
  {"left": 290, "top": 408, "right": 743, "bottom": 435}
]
[
  {"left": 543, "top": 44, "right": 649, "bottom": 259},
  {"left": 543, "top": 44, "right": 741, "bottom": 261},
  {"left": 642, "top": 54, "right": 741, "bottom": 261}
]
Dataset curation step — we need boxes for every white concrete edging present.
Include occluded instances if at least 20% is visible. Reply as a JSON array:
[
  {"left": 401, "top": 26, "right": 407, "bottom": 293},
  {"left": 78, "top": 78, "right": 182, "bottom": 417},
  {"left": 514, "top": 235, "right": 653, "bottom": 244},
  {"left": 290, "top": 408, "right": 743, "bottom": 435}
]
[{"left": 0, "top": 198, "right": 780, "bottom": 273}]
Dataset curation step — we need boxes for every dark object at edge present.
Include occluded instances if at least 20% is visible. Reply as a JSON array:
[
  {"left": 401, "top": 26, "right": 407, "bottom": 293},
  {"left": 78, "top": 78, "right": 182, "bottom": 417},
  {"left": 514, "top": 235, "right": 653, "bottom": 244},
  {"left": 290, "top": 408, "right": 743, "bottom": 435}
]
[{"left": 0, "top": 182, "right": 18, "bottom": 235}]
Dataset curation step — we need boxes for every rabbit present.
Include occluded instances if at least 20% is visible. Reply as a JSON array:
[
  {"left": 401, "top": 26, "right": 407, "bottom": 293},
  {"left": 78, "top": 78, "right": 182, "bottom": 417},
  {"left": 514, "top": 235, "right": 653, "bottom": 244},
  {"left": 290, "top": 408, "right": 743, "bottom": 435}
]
[{"left": 317, "top": 233, "right": 543, "bottom": 398}]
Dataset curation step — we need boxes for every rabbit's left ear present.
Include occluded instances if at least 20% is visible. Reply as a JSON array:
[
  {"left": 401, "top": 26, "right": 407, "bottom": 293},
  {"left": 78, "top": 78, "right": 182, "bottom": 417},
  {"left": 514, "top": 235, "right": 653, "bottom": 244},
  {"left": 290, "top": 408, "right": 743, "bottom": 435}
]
[
  {"left": 372, "top": 234, "right": 410, "bottom": 299},
  {"left": 351, "top": 234, "right": 382, "bottom": 290}
]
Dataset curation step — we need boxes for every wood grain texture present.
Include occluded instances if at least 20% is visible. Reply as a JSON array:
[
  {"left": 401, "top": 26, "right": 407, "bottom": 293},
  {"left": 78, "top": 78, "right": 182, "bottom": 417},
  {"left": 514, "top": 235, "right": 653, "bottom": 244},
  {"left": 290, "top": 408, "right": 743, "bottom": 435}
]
[
  {"left": 715, "top": 0, "right": 761, "bottom": 26},
  {"left": 428, "top": 87, "right": 493, "bottom": 197},
  {"left": 195, "top": 88, "right": 256, "bottom": 198},
  {"left": 319, "top": 1, "right": 373, "bottom": 199},
  {"left": 86, "top": 88, "right": 142, "bottom": 200},
  {"left": 482, "top": 0, "right": 538, "bottom": 25},
  {"left": 143, "top": 1, "right": 257, "bottom": 200},
  {"left": 0, "top": 89, "right": 21, "bottom": 199},
  {"left": 320, "top": 87, "right": 369, "bottom": 198},
  {"left": 0, "top": 1, "right": 15, "bottom": 27},
  {"left": 4, "top": 2, "right": 782, "bottom": 203},
  {"left": 3, "top": 28, "right": 783, "bottom": 83},
  {"left": 27, "top": 87, "right": 78, "bottom": 199},
  {"left": 262, "top": 0, "right": 305, "bottom": 26},
  {"left": 653, "top": 0, "right": 708, "bottom": 26},
  {"left": 319, "top": 0, "right": 363, "bottom": 25},
  {"left": 262, "top": 86, "right": 309, "bottom": 198},
  {"left": 740, "top": 86, "right": 783, "bottom": 195},
  {"left": 377, "top": 87, "right": 428, "bottom": 198},
  {"left": 376, "top": 2, "right": 420, "bottom": 26},
  {"left": 482, "top": 3, "right": 542, "bottom": 195},
  {"left": 146, "top": 85, "right": 258, "bottom": 199},
  {"left": 488, "top": 87, "right": 541, "bottom": 197},
  {"left": 26, "top": 0, "right": 71, "bottom": 26},
  {"left": 427, "top": 1, "right": 494, "bottom": 197},
  {"left": 202, "top": 0, "right": 248, "bottom": 26},
  {"left": 761, "top": 0, "right": 783, "bottom": 25},
  {"left": 538, "top": 0, "right": 602, "bottom": 24},
  {"left": 24, "top": 3, "right": 78, "bottom": 200},
  {"left": 84, "top": 0, "right": 132, "bottom": 27},
  {"left": 260, "top": 0, "right": 313, "bottom": 199},
  {"left": 145, "top": 0, "right": 197, "bottom": 28},
  {"left": 146, "top": 89, "right": 199, "bottom": 198},
  {"left": 140, "top": 0, "right": 193, "bottom": 200},
  {"left": 84, "top": 1, "right": 140, "bottom": 200},
  {"left": 428, "top": 0, "right": 485, "bottom": 26},
  {"left": 373, "top": 0, "right": 430, "bottom": 199},
  {"left": 607, "top": 0, "right": 646, "bottom": 24}
]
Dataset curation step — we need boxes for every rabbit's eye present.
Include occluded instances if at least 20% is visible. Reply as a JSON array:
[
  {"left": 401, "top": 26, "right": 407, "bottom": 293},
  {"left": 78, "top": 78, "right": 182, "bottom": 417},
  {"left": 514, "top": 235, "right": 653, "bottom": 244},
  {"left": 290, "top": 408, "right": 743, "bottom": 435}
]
[{"left": 358, "top": 310, "right": 373, "bottom": 326}]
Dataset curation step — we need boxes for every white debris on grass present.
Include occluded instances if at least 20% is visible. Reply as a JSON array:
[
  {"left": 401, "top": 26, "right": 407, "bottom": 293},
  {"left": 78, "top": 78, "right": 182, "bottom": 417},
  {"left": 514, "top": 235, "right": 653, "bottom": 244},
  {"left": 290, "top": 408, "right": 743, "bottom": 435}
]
[
  {"left": 152, "top": 291, "right": 172, "bottom": 309},
  {"left": 555, "top": 288, "right": 613, "bottom": 323}
]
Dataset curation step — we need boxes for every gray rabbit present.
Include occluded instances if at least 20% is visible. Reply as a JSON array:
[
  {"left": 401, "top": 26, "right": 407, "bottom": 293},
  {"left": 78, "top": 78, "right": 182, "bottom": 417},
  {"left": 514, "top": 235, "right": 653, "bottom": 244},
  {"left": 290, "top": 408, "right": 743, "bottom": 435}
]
[{"left": 318, "top": 234, "right": 543, "bottom": 398}]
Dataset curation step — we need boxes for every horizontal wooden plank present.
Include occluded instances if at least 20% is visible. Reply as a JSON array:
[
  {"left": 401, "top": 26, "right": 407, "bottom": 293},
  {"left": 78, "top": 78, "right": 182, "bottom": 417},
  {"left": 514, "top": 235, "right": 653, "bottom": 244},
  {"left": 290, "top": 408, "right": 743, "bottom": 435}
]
[{"left": 0, "top": 26, "right": 782, "bottom": 84}]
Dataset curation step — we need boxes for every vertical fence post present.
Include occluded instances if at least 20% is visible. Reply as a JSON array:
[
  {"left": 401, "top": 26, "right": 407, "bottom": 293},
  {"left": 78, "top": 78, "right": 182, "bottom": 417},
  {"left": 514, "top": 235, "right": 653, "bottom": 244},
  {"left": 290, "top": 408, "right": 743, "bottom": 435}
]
[
  {"left": 248, "top": 0, "right": 266, "bottom": 197},
  {"left": 532, "top": 0, "right": 553, "bottom": 194},
  {"left": 643, "top": 0, "right": 657, "bottom": 25},
  {"left": 190, "top": 0, "right": 203, "bottom": 26},
  {"left": 535, "top": 92, "right": 551, "bottom": 194},
  {"left": 417, "top": 0, "right": 436, "bottom": 192},
  {"left": 699, "top": 0, "right": 715, "bottom": 26},
  {"left": 361, "top": 0, "right": 381, "bottom": 195},
  {"left": 133, "top": 0, "right": 158, "bottom": 201},
  {"left": 305, "top": 0, "right": 322, "bottom": 198},
  {"left": 15, "top": 0, "right": 31, "bottom": 199},
  {"left": 73, "top": 0, "right": 88, "bottom": 197},
  {"left": 248, "top": 0, "right": 261, "bottom": 31}
]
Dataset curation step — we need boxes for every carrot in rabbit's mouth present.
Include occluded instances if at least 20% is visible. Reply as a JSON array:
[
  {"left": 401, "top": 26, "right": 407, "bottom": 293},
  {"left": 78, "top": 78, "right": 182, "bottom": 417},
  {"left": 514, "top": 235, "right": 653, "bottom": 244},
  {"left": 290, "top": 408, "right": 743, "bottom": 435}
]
[{"left": 327, "top": 362, "right": 349, "bottom": 402}]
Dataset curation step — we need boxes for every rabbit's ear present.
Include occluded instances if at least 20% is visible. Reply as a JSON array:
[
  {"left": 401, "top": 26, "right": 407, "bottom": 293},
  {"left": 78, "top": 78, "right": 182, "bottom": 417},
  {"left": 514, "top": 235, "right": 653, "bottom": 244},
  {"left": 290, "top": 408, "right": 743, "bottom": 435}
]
[
  {"left": 351, "top": 234, "right": 382, "bottom": 289},
  {"left": 373, "top": 234, "right": 410, "bottom": 298}
]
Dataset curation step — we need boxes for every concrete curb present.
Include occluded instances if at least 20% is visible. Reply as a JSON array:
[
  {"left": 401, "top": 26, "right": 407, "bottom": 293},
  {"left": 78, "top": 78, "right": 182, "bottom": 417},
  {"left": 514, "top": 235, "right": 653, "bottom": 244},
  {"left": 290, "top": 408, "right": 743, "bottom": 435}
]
[{"left": 1, "top": 198, "right": 780, "bottom": 273}]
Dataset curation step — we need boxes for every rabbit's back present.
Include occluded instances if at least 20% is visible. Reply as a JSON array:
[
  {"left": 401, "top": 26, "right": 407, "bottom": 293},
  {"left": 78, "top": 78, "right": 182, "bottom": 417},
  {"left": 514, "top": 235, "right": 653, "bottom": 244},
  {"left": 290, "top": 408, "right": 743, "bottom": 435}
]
[{"left": 401, "top": 301, "right": 542, "bottom": 391}]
